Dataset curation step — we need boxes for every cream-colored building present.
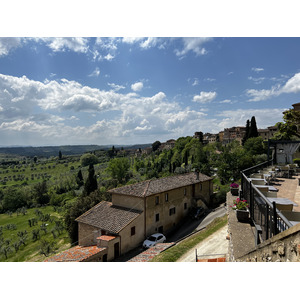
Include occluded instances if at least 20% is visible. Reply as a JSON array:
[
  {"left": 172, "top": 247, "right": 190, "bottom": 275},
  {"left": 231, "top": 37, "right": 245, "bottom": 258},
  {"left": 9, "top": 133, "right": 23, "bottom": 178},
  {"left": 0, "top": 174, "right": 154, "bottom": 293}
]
[{"left": 46, "top": 172, "right": 213, "bottom": 262}]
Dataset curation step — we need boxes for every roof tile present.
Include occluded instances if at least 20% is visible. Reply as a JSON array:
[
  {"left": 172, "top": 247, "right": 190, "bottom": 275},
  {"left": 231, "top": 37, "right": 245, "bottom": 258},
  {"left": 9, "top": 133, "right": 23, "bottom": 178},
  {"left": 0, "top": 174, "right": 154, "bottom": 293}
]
[
  {"left": 76, "top": 201, "right": 142, "bottom": 233},
  {"left": 109, "top": 172, "right": 212, "bottom": 198},
  {"left": 44, "top": 245, "right": 105, "bottom": 262}
]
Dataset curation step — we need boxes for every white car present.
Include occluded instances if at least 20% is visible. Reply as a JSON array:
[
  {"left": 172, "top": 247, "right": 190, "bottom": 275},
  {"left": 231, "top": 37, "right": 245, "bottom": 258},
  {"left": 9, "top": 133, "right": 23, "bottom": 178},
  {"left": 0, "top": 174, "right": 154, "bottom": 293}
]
[{"left": 143, "top": 233, "right": 166, "bottom": 249}]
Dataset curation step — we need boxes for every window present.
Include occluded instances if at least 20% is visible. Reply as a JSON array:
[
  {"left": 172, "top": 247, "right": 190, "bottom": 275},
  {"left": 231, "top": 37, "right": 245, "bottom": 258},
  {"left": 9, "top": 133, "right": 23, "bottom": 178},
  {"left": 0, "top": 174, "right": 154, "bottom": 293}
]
[
  {"left": 131, "top": 226, "right": 135, "bottom": 236},
  {"left": 199, "top": 184, "right": 202, "bottom": 191},
  {"left": 165, "top": 193, "right": 169, "bottom": 202},
  {"left": 184, "top": 203, "right": 187, "bottom": 210},
  {"left": 155, "top": 196, "right": 159, "bottom": 205},
  {"left": 169, "top": 207, "right": 176, "bottom": 216},
  {"left": 184, "top": 188, "right": 187, "bottom": 196},
  {"left": 156, "top": 213, "right": 160, "bottom": 222}
]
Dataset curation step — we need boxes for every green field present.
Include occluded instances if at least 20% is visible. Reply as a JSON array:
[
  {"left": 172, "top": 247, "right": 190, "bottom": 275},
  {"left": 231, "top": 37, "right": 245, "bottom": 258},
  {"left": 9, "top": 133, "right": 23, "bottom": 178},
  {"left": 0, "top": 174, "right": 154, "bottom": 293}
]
[{"left": 0, "top": 205, "right": 70, "bottom": 262}]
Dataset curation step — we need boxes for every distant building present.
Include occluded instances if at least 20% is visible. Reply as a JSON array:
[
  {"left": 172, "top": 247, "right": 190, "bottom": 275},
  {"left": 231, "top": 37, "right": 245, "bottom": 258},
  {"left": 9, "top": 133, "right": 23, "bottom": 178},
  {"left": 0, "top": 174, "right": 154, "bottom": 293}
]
[
  {"left": 203, "top": 133, "right": 219, "bottom": 144},
  {"left": 258, "top": 126, "right": 278, "bottom": 140},
  {"left": 222, "top": 126, "right": 246, "bottom": 145},
  {"left": 159, "top": 139, "right": 176, "bottom": 151}
]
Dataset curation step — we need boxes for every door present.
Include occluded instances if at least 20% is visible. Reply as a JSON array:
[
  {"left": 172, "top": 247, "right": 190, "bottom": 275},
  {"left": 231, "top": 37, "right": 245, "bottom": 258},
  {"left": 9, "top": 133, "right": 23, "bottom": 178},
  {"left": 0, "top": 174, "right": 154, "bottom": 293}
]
[
  {"left": 158, "top": 226, "right": 163, "bottom": 233},
  {"left": 114, "top": 242, "right": 120, "bottom": 259},
  {"left": 103, "top": 254, "right": 107, "bottom": 262}
]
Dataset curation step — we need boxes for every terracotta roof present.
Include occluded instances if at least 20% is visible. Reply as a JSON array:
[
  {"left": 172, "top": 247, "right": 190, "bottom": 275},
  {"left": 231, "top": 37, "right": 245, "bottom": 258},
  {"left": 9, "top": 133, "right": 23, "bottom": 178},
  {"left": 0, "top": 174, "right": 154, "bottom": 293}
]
[
  {"left": 44, "top": 245, "right": 105, "bottom": 262},
  {"left": 108, "top": 172, "right": 212, "bottom": 198},
  {"left": 76, "top": 201, "right": 142, "bottom": 233},
  {"left": 97, "top": 235, "right": 116, "bottom": 242}
]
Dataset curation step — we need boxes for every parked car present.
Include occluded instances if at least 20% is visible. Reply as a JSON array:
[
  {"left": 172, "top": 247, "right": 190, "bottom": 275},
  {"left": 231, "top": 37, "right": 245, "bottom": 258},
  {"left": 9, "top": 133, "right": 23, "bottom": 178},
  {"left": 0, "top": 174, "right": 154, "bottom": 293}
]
[
  {"left": 191, "top": 207, "right": 205, "bottom": 220},
  {"left": 143, "top": 233, "right": 166, "bottom": 249}
]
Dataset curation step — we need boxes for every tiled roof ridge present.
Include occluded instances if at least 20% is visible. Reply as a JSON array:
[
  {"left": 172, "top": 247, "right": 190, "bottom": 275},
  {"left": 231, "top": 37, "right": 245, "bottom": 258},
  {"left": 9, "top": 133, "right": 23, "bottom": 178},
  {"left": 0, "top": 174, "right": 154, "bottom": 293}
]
[
  {"left": 142, "top": 180, "right": 151, "bottom": 198},
  {"left": 111, "top": 204, "right": 142, "bottom": 214}
]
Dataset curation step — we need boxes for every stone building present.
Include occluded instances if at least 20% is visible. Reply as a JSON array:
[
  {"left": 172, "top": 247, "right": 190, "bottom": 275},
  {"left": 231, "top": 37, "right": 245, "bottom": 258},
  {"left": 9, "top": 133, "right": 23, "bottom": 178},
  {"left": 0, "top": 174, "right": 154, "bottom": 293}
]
[
  {"left": 45, "top": 172, "right": 213, "bottom": 262},
  {"left": 222, "top": 126, "right": 246, "bottom": 145}
]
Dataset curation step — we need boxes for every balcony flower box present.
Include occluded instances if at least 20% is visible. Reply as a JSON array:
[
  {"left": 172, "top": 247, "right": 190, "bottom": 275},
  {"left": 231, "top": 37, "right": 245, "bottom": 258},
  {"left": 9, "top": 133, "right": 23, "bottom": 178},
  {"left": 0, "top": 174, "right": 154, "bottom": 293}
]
[
  {"left": 236, "top": 209, "right": 250, "bottom": 222},
  {"left": 230, "top": 183, "right": 239, "bottom": 196}
]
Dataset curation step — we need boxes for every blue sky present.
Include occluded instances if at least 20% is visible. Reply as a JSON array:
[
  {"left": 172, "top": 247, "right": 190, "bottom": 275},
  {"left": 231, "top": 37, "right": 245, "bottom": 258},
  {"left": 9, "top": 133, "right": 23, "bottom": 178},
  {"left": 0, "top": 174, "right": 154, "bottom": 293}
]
[{"left": 1, "top": 37, "right": 300, "bottom": 146}]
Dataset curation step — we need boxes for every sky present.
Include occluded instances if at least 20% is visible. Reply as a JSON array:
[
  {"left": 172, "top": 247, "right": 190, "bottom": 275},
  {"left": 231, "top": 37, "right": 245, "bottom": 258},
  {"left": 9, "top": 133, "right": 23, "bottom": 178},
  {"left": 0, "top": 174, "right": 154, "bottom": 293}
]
[{"left": 1, "top": 37, "right": 300, "bottom": 146}]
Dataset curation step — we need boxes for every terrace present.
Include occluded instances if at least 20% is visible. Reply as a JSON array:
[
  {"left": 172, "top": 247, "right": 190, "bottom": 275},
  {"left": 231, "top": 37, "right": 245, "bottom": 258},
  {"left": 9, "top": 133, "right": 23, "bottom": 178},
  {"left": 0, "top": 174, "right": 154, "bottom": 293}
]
[{"left": 227, "top": 160, "right": 300, "bottom": 261}]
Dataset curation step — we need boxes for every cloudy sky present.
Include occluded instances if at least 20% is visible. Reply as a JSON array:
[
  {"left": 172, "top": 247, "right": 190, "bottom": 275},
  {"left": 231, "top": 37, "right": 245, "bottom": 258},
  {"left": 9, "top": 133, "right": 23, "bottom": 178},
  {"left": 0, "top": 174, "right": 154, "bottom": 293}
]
[{"left": 1, "top": 36, "right": 300, "bottom": 146}]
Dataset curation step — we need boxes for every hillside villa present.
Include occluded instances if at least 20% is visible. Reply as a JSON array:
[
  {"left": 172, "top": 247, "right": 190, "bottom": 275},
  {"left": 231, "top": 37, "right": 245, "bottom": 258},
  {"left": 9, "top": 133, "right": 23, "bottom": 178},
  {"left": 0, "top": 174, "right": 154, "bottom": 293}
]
[{"left": 45, "top": 171, "right": 213, "bottom": 262}]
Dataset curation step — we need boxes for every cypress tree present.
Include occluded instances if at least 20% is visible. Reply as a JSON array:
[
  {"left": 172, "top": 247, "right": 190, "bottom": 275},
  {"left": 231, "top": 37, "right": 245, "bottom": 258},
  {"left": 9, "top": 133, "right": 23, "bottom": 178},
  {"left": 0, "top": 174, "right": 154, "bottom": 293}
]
[
  {"left": 242, "top": 119, "right": 250, "bottom": 145},
  {"left": 249, "top": 116, "right": 259, "bottom": 138},
  {"left": 84, "top": 164, "right": 98, "bottom": 196}
]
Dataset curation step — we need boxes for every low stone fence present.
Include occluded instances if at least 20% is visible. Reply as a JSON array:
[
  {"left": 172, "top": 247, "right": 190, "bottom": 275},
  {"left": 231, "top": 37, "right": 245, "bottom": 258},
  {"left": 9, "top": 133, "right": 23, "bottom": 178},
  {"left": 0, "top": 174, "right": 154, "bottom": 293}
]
[{"left": 237, "top": 222, "right": 300, "bottom": 262}]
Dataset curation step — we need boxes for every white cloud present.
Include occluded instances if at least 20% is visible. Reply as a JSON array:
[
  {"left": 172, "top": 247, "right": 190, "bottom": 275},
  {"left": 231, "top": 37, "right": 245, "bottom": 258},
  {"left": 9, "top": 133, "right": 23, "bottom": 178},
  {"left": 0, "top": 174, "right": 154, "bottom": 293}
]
[
  {"left": 139, "top": 37, "right": 158, "bottom": 49},
  {"left": 107, "top": 82, "right": 126, "bottom": 91},
  {"left": 131, "top": 81, "right": 144, "bottom": 92},
  {"left": 281, "top": 72, "right": 300, "bottom": 93},
  {"left": 216, "top": 108, "right": 284, "bottom": 132},
  {"left": 122, "top": 37, "right": 144, "bottom": 44},
  {"left": 247, "top": 72, "right": 300, "bottom": 102},
  {"left": 192, "top": 78, "right": 199, "bottom": 86},
  {"left": 0, "top": 37, "right": 23, "bottom": 56},
  {"left": 193, "top": 91, "right": 217, "bottom": 103},
  {"left": 204, "top": 78, "right": 216, "bottom": 82},
  {"left": 175, "top": 37, "right": 212, "bottom": 58},
  {"left": 36, "top": 37, "right": 89, "bottom": 53},
  {"left": 252, "top": 67, "right": 264, "bottom": 73},
  {"left": 2, "top": 73, "right": 273, "bottom": 146},
  {"left": 220, "top": 99, "right": 233, "bottom": 104},
  {"left": 248, "top": 76, "right": 266, "bottom": 84},
  {"left": 88, "top": 67, "right": 100, "bottom": 77}
]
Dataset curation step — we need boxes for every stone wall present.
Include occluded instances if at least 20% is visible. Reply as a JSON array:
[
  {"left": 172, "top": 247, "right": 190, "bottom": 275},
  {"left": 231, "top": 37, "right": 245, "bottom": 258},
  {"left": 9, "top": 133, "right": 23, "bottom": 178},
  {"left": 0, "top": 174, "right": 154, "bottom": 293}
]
[{"left": 237, "top": 222, "right": 300, "bottom": 262}]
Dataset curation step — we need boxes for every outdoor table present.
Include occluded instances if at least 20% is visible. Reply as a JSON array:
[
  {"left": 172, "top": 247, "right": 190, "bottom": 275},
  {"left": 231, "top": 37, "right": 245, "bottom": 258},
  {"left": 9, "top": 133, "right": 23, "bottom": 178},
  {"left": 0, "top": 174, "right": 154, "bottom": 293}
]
[
  {"left": 267, "top": 197, "right": 298, "bottom": 207},
  {"left": 249, "top": 177, "right": 268, "bottom": 185},
  {"left": 254, "top": 184, "right": 278, "bottom": 192}
]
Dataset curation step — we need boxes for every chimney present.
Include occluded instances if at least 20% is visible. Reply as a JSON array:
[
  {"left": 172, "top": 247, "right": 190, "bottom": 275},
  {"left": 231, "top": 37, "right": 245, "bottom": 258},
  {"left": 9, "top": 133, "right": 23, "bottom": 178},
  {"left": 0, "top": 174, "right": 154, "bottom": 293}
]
[{"left": 195, "top": 169, "right": 199, "bottom": 180}]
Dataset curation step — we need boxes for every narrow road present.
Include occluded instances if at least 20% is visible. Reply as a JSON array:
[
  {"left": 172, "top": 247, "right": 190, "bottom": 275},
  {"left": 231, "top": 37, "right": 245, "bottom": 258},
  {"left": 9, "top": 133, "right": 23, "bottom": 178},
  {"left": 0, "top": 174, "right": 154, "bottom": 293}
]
[{"left": 177, "top": 225, "right": 229, "bottom": 262}]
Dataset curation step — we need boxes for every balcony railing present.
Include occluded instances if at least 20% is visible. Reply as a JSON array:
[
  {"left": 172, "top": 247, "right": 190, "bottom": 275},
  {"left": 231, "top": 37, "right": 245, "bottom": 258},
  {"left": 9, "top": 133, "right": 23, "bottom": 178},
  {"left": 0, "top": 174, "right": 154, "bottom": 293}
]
[{"left": 240, "top": 160, "right": 293, "bottom": 244}]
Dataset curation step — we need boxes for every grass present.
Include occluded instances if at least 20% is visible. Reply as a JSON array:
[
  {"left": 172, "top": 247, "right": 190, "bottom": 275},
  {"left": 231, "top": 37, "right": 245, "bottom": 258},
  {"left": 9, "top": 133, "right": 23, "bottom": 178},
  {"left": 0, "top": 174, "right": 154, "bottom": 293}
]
[
  {"left": 0, "top": 205, "right": 70, "bottom": 262},
  {"left": 150, "top": 215, "right": 228, "bottom": 262}
]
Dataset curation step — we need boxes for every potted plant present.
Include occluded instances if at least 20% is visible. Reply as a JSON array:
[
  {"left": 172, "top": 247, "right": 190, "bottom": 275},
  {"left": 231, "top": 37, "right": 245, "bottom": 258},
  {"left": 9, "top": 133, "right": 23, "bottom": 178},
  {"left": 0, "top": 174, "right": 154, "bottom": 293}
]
[
  {"left": 230, "top": 182, "right": 239, "bottom": 196},
  {"left": 232, "top": 197, "right": 249, "bottom": 222}
]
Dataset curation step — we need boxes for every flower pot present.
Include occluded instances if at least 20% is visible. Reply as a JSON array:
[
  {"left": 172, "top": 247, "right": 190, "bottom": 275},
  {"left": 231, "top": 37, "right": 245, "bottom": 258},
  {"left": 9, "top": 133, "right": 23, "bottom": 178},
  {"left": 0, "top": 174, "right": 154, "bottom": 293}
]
[
  {"left": 236, "top": 209, "right": 249, "bottom": 222},
  {"left": 230, "top": 188, "right": 239, "bottom": 196}
]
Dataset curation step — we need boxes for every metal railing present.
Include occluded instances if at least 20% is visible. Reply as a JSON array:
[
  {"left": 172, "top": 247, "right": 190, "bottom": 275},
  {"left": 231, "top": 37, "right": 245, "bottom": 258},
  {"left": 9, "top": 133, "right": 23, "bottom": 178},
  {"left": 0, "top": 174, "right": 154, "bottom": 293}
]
[{"left": 241, "top": 160, "right": 293, "bottom": 244}]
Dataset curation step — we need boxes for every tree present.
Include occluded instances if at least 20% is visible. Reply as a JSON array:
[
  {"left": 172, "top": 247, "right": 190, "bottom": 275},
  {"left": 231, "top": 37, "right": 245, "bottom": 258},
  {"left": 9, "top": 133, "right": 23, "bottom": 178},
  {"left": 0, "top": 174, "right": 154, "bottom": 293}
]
[
  {"left": 242, "top": 119, "right": 250, "bottom": 145},
  {"left": 249, "top": 116, "right": 259, "bottom": 138},
  {"left": 152, "top": 141, "right": 161, "bottom": 152},
  {"left": 273, "top": 108, "right": 300, "bottom": 140},
  {"left": 244, "top": 136, "right": 266, "bottom": 156},
  {"left": 107, "top": 157, "right": 130, "bottom": 183},
  {"left": 83, "top": 164, "right": 98, "bottom": 196},
  {"left": 58, "top": 151, "right": 62, "bottom": 160},
  {"left": 39, "top": 239, "right": 56, "bottom": 257},
  {"left": 33, "top": 181, "right": 50, "bottom": 205},
  {"left": 76, "top": 169, "right": 84, "bottom": 187},
  {"left": 80, "top": 153, "right": 99, "bottom": 167}
]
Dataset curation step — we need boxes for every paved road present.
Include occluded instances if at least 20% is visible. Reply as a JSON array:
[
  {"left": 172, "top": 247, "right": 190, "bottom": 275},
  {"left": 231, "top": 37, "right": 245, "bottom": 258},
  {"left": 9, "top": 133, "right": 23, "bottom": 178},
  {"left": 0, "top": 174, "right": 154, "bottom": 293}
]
[
  {"left": 167, "top": 205, "right": 227, "bottom": 242},
  {"left": 177, "top": 225, "right": 229, "bottom": 262}
]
